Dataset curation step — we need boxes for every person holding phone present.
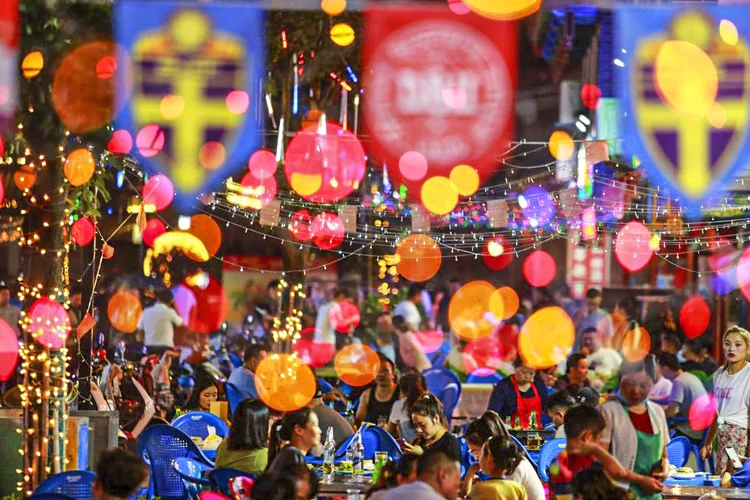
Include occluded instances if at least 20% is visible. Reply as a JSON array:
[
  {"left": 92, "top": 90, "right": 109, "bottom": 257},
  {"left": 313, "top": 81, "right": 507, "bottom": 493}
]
[
  {"left": 720, "top": 447, "right": 750, "bottom": 487},
  {"left": 701, "top": 326, "right": 750, "bottom": 474},
  {"left": 401, "top": 394, "right": 461, "bottom": 462}
]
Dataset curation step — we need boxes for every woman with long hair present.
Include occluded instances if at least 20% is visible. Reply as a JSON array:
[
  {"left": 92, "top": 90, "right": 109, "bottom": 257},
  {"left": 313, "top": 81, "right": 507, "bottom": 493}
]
[
  {"left": 387, "top": 371, "right": 426, "bottom": 442},
  {"left": 462, "top": 411, "right": 544, "bottom": 500},
  {"left": 215, "top": 399, "right": 269, "bottom": 474},
  {"left": 182, "top": 372, "right": 219, "bottom": 412},
  {"left": 467, "top": 436, "right": 527, "bottom": 500},
  {"left": 266, "top": 408, "right": 322, "bottom": 474},
  {"left": 702, "top": 326, "right": 750, "bottom": 473},
  {"left": 401, "top": 393, "right": 461, "bottom": 462}
]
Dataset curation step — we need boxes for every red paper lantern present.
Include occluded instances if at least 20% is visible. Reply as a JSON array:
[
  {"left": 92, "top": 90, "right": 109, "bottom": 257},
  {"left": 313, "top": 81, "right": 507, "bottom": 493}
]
[
  {"left": 328, "top": 302, "right": 361, "bottom": 333},
  {"left": 247, "top": 149, "right": 277, "bottom": 180},
  {"left": 108, "top": 129, "right": 133, "bottom": 154},
  {"left": 679, "top": 296, "right": 710, "bottom": 339},
  {"left": 239, "top": 171, "right": 277, "bottom": 209},
  {"left": 142, "top": 174, "right": 174, "bottom": 211},
  {"left": 310, "top": 212, "right": 345, "bottom": 250},
  {"left": 293, "top": 338, "right": 336, "bottom": 368},
  {"left": 581, "top": 84, "right": 602, "bottom": 110},
  {"left": 615, "top": 221, "right": 653, "bottom": 272},
  {"left": 142, "top": 218, "right": 167, "bottom": 248},
  {"left": 29, "top": 297, "right": 71, "bottom": 349},
  {"left": 181, "top": 276, "right": 227, "bottom": 334},
  {"left": 290, "top": 210, "right": 313, "bottom": 242},
  {"left": 0, "top": 319, "right": 18, "bottom": 381},
  {"left": 71, "top": 217, "right": 95, "bottom": 246},
  {"left": 522, "top": 250, "right": 555, "bottom": 287},
  {"left": 482, "top": 236, "right": 514, "bottom": 271},
  {"left": 107, "top": 290, "right": 142, "bottom": 333},
  {"left": 463, "top": 334, "right": 505, "bottom": 373}
]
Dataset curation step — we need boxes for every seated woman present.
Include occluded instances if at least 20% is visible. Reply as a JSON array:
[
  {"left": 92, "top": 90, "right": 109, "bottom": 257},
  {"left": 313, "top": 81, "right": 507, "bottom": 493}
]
[
  {"left": 401, "top": 393, "right": 461, "bottom": 462},
  {"left": 487, "top": 357, "right": 548, "bottom": 429},
  {"left": 215, "top": 399, "right": 269, "bottom": 474},
  {"left": 387, "top": 371, "right": 426, "bottom": 443},
  {"left": 266, "top": 408, "right": 322, "bottom": 474},
  {"left": 182, "top": 372, "right": 219, "bottom": 413},
  {"left": 463, "top": 411, "right": 544, "bottom": 500},
  {"left": 468, "top": 436, "right": 528, "bottom": 500}
]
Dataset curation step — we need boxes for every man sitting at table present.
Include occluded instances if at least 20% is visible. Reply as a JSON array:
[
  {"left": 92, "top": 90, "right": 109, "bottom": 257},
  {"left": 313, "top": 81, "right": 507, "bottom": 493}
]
[
  {"left": 228, "top": 344, "right": 267, "bottom": 401},
  {"left": 382, "top": 451, "right": 462, "bottom": 500},
  {"left": 487, "top": 357, "right": 548, "bottom": 429}
]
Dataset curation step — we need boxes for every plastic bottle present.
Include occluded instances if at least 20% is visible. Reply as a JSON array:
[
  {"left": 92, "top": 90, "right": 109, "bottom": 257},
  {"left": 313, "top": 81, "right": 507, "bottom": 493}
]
[
  {"left": 323, "top": 426, "right": 335, "bottom": 483},
  {"left": 352, "top": 431, "right": 364, "bottom": 482}
]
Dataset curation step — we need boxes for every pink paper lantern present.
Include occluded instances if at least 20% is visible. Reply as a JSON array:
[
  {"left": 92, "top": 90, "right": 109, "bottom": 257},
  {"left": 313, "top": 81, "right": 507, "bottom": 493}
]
[
  {"left": 108, "top": 129, "right": 133, "bottom": 154},
  {"left": 71, "top": 216, "right": 95, "bottom": 246},
  {"left": 463, "top": 334, "right": 505, "bottom": 373},
  {"left": 247, "top": 149, "right": 277, "bottom": 180},
  {"left": 142, "top": 174, "right": 174, "bottom": 212},
  {"left": 413, "top": 330, "right": 444, "bottom": 354},
  {"left": 142, "top": 218, "right": 167, "bottom": 248},
  {"left": 239, "top": 171, "right": 277, "bottom": 209},
  {"left": 328, "top": 302, "right": 361, "bottom": 333},
  {"left": 679, "top": 296, "right": 710, "bottom": 339},
  {"left": 284, "top": 122, "right": 366, "bottom": 203},
  {"left": 689, "top": 393, "right": 717, "bottom": 431},
  {"left": 293, "top": 338, "right": 336, "bottom": 368},
  {"left": 522, "top": 250, "right": 555, "bottom": 287},
  {"left": 0, "top": 319, "right": 18, "bottom": 381},
  {"left": 29, "top": 297, "right": 71, "bottom": 349},
  {"left": 615, "top": 221, "right": 653, "bottom": 272},
  {"left": 310, "top": 212, "right": 345, "bottom": 250}
]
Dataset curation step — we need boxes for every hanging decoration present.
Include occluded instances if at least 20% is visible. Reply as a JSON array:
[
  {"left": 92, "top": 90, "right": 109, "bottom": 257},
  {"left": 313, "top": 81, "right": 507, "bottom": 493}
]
[
  {"left": 255, "top": 353, "right": 316, "bottom": 412},
  {"left": 64, "top": 148, "right": 96, "bottom": 186},
  {"left": 679, "top": 295, "right": 710, "bottom": 339},
  {"left": 187, "top": 214, "right": 222, "bottom": 257},
  {"left": 523, "top": 250, "right": 556, "bottom": 287},
  {"left": 448, "top": 280, "right": 495, "bottom": 342},
  {"left": 310, "top": 212, "right": 345, "bottom": 250},
  {"left": 614, "top": 220, "right": 653, "bottom": 272},
  {"left": 396, "top": 234, "right": 442, "bottom": 282},
  {"left": 518, "top": 306, "right": 574, "bottom": 369},
  {"left": 335, "top": 344, "right": 380, "bottom": 387},
  {"left": 71, "top": 216, "right": 95, "bottom": 246},
  {"left": 27, "top": 297, "right": 71, "bottom": 350},
  {"left": 0, "top": 318, "right": 18, "bottom": 381},
  {"left": 107, "top": 290, "right": 142, "bottom": 333}
]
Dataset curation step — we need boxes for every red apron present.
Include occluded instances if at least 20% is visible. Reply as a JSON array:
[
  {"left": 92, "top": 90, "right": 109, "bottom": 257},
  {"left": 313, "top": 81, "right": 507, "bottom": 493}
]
[{"left": 511, "top": 375, "right": 542, "bottom": 429}]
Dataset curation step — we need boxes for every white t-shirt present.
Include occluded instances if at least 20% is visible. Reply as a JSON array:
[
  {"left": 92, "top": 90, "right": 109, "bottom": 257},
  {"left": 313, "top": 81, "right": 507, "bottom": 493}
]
[
  {"left": 507, "top": 458, "right": 545, "bottom": 500},
  {"left": 588, "top": 348, "right": 623, "bottom": 375},
  {"left": 314, "top": 301, "right": 336, "bottom": 345},
  {"left": 394, "top": 300, "right": 421, "bottom": 331},
  {"left": 389, "top": 398, "right": 418, "bottom": 443},
  {"left": 649, "top": 376, "right": 673, "bottom": 403},
  {"left": 138, "top": 302, "right": 183, "bottom": 348},
  {"left": 714, "top": 363, "right": 750, "bottom": 429}
]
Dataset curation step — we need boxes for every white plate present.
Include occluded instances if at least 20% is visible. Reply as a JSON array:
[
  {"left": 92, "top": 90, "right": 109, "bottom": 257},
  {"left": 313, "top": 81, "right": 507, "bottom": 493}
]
[{"left": 672, "top": 472, "right": 696, "bottom": 479}]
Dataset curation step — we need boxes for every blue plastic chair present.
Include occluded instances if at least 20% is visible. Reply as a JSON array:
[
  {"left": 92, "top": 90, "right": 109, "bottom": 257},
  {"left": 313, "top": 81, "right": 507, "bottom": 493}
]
[
  {"left": 423, "top": 368, "right": 462, "bottom": 425},
  {"left": 466, "top": 371, "right": 504, "bottom": 384},
  {"left": 209, "top": 468, "right": 255, "bottom": 497},
  {"left": 224, "top": 382, "right": 245, "bottom": 414},
  {"left": 429, "top": 342, "right": 450, "bottom": 368},
  {"left": 666, "top": 436, "right": 691, "bottom": 468},
  {"left": 136, "top": 424, "right": 214, "bottom": 500},
  {"left": 228, "top": 352, "right": 242, "bottom": 368},
  {"left": 173, "top": 457, "right": 212, "bottom": 500},
  {"left": 363, "top": 425, "right": 404, "bottom": 460},
  {"left": 537, "top": 438, "right": 567, "bottom": 482},
  {"left": 29, "top": 494, "right": 75, "bottom": 500},
  {"left": 172, "top": 411, "right": 230, "bottom": 440},
  {"left": 34, "top": 471, "right": 95, "bottom": 500},
  {"left": 317, "top": 377, "right": 333, "bottom": 394}
]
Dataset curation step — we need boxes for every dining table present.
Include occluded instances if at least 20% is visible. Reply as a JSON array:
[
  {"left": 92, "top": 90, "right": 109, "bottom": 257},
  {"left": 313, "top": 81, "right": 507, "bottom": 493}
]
[
  {"left": 662, "top": 485, "right": 750, "bottom": 499},
  {"left": 318, "top": 476, "right": 371, "bottom": 498}
]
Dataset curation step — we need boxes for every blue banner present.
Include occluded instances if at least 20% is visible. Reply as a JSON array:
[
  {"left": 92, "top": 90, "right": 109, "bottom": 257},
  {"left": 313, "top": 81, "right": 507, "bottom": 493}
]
[
  {"left": 115, "top": 1, "right": 264, "bottom": 212},
  {"left": 617, "top": 6, "right": 750, "bottom": 212}
]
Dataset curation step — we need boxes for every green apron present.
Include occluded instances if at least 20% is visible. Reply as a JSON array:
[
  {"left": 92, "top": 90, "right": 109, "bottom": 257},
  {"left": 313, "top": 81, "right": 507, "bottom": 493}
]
[{"left": 629, "top": 427, "right": 663, "bottom": 500}]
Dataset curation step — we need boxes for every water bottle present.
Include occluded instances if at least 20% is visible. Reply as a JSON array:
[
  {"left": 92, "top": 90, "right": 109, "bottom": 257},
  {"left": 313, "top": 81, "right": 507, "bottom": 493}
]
[
  {"left": 352, "top": 432, "right": 364, "bottom": 482},
  {"left": 323, "top": 427, "right": 335, "bottom": 483}
]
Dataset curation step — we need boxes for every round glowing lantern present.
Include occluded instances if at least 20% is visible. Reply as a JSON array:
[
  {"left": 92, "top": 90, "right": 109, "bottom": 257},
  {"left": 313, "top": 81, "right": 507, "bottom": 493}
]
[
  {"left": 310, "top": 212, "right": 345, "bottom": 250},
  {"left": 108, "top": 129, "right": 133, "bottom": 154},
  {"left": 482, "top": 236, "right": 513, "bottom": 271},
  {"left": 523, "top": 250, "right": 556, "bottom": 287},
  {"left": 136, "top": 125, "right": 166, "bottom": 158},
  {"left": 622, "top": 326, "right": 651, "bottom": 362},
  {"left": 236, "top": 171, "right": 277, "bottom": 210},
  {"left": 0, "top": 319, "right": 18, "bottom": 381},
  {"left": 321, "top": 0, "right": 347, "bottom": 16},
  {"left": 421, "top": 176, "right": 458, "bottom": 215},
  {"left": 330, "top": 23, "right": 355, "bottom": 47},
  {"left": 447, "top": 0, "right": 471, "bottom": 15},
  {"left": 335, "top": 344, "right": 381, "bottom": 387},
  {"left": 461, "top": 0, "right": 541, "bottom": 20},
  {"left": 449, "top": 164, "right": 480, "bottom": 196},
  {"left": 293, "top": 338, "right": 336, "bottom": 368},
  {"left": 581, "top": 84, "right": 602, "bottom": 110},
  {"left": 720, "top": 20, "right": 739, "bottom": 46},
  {"left": 142, "top": 218, "right": 167, "bottom": 248},
  {"left": 448, "top": 280, "right": 495, "bottom": 341},
  {"left": 181, "top": 275, "right": 227, "bottom": 334},
  {"left": 463, "top": 334, "right": 505, "bottom": 374},
  {"left": 615, "top": 221, "right": 653, "bottom": 272},
  {"left": 187, "top": 214, "right": 222, "bottom": 258},
  {"left": 549, "top": 131, "right": 574, "bottom": 161},
  {"left": 285, "top": 122, "right": 365, "bottom": 203},
  {"left": 256, "top": 354, "right": 317, "bottom": 412},
  {"left": 490, "top": 287, "right": 519, "bottom": 321},
  {"left": 28, "top": 297, "right": 71, "bottom": 350},
  {"left": 518, "top": 306, "right": 574, "bottom": 369},
  {"left": 225, "top": 90, "right": 250, "bottom": 115},
  {"left": 14, "top": 166, "right": 36, "bottom": 191},
  {"left": 95, "top": 55, "right": 117, "bottom": 79},
  {"left": 248, "top": 149, "right": 277, "bottom": 180},
  {"left": 71, "top": 216, "right": 96, "bottom": 246},
  {"left": 689, "top": 393, "right": 717, "bottom": 431},
  {"left": 22, "top": 51, "right": 44, "bottom": 79},
  {"left": 679, "top": 296, "right": 710, "bottom": 339},
  {"left": 396, "top": 234, "right": 442, "bottom": 283},
  {"left": 142, "top": 174, "right": 174, "bottom": 212},
  {"left": 399, "top": 151, "right": 428, "bottom": 181},
  {"left": 289, "top": 210, "right": 313, "bottom": 242},
  {"left": 107, "top": 290, "right": 142, "bottom": 333},
  {"left": 328, "top": 302, "right": 361, "bottom": 333},
  {"left": 64, "top": 148, "right": 96, "bottom": 186}
]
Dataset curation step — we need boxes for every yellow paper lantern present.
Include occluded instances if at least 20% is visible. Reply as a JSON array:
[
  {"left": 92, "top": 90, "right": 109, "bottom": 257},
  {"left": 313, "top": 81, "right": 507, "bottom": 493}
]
[
  {"left": 64, "top": 148, "right": 96, "bottom": 186},
  {"left": 421, "top": 176, "right": 458, "bottom": 215},
  {"left": 518, "top": 306, "right": 575, "bottom": 369},
  {"left": 22, "top": 51, "right": 44, "bottom": 79},
  {"left": 321, "top": 0, "right": 347, "bottom": 16},
  {"left": 461, "top": 0, "right": 541, "bottom": 20},
  {"left": 549, "top": 131, "right": 574, "bottom": 161},
  {"left": 256, "top": 354, "right": 317, "bottom": 412},
  {"left": 330, "top": 23, "right": 355, "bottom": 47},
  {"left": 449, "top": 281, "right": 496, "bottom": 342},
  {"left": 449, "top": 164, "right": 480, "bottom": 196}
]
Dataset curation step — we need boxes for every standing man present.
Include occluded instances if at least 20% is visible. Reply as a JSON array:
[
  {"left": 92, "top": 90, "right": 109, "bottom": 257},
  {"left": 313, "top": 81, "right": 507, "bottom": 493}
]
[
  {"left": 0, "top": 283, "right": 21, "bottom": 337},
  {"left": 227, "top": 344, "right": 268, "bottom": 401},
  {"left": 138, "top": 289, "right": 184, "bottom": 356},
  {"left": 575, "top": 288, "right": 614, "bottom": 349},
  {"left": 553, "top": 353, "right": 592, "bottom": 394},
  {"left": 394, "top": 285, "right": 423, "bottom": 332},
  {"left": 656, "top": 352, "right": 707, "bottom": 419}
]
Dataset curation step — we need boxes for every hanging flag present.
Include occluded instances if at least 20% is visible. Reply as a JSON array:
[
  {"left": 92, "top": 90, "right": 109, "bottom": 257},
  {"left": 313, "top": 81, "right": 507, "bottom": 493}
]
[
  {"left": 410, "top": 204, "right": 430, "bottom": 232},
  {"left": 0, "top": 0, "right": 18, "bottom": 134},
  {"left": 486, "top": 200, "right": 509, "bottom": 228},
  {"left": 115, "top": 2, "right": 265, "bottom": 212},
  {"left": 259, "top": 200, "right": 281, "bottom": 227},
  {"left": 364, "top": 5, "right": 517, "bottom": 196},
  {"left": 617, "top": 6, "right": 750, "bottom": 211},
  {"left": 338, "top": 205, "right": 357, "bottom": 233}
]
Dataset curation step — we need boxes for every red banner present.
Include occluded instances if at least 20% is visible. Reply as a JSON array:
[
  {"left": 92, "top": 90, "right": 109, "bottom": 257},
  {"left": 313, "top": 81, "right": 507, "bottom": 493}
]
[
  {"left": 0, "top": 0, "right": 18, "bottom": 134},
  {"left": 364, "top": 5, "right": 517, "bottom": 195}
]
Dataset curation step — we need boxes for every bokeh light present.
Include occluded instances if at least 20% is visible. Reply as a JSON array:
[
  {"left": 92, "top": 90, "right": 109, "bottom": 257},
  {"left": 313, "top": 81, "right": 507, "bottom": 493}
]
[
  {"left": 622, "top": 326, "right": 651, "bottom": 362},
  {"left": 679, "top": 295, "right": 710, "bottom": 339},
  {"left": 142, "top": 174, "right": 174, "bottom": 212},
  {"left": 335, "top": 344, "right": 381, "bottom": 387},
  {"left": 95, "top": 55, "right": 117, "bottom": 79},
  {"left": 153, "top": 232, "right": 209, "bottom": 262},
  {"left": 449, "top": 280, "right": 496, "bottom": 341},
  {"left": 29, "top": 297, "right": 71, "bottom": 350},
  {"left": 738, "top": 247, "right": 750, "bottom": 301},
  {"left": 187, "top": 214, "right": 222, "bottom": 257},
  {"left": 256, "top": 354, "right": 317, "bottom": 412},
  {"left": 521, "top": 186, "right": 555, "bottom": 227},
  {"left": 708, "top": 103, "right": 726, "bottom": 129},
  {"left": 518, "top": 306, "right": 574, "bottom": 369},
  {"left": 0, "top": 319, "right": 18, "bottom": 382},
  {"left": 449, "top": 164, "right": 480, "bottom": 196},
  {"left": 719, "top": 19, "right": 738, "bottom": 47},
  {"left": 238, "top": 171, "right": 278, "bottom": 209},
  {"left": 490, "top": 287, "right": 519, "bottom": 321},
  {"left": 615, "top": 221, "right": 653, "bottom": 272},
  {"left": 689, "top": 393, "right": 717, "bottom": 431},
  {"left": 289, "top": 209, "right": 313, "bottom": 242},
  {"left": 549, "top": 130, "right": 574, "bottom": 161},
  {"left": 107, "top": 290, "right": 142, "bottom": 333},
  {"left": 248, "top": 149, "right": 277, "bottom": 180},
  {"left": 482, "top": 236, "right": 513, "bottom": 271},
  {"left": 460, "top": 0, "right": 541, "bottom": 20},
  {"left": 285, "top": 122, "right": 366, "bottom": 203},
  {"left": 142, "top": 218, "right": 167, "bottom": 248},
  {"left": 14, "top": 166, "right": 36, "bottom": 191},
  {"left": 330, "top": 23, "right": 355, "bottom": 47},
  {"left": 71, "top": 216, "right": 95, "bottom": 246},
  {"left": 413, "top": 330, "right": 444, "bottom": 354},
  {"left": 523, "top": 250, "right": 556, "bottom": 287},
  {"left": 321, "top": 0, "right": 347, "bottom": 16},
  {"left": 396, "top": 234, "right": 442, "bottom": 283},
  {"left": 181, "top": 275, "right": 227, "bottom": 334},
  {"left": 136, "top": 124, "right": 166, "bottom": 158},
  {"left": 22, "top": 51, "right": 44, "bottom": 79},
  {"left": 310, "top": 212, "right": 345, "bottom": 250},
  {"left": 160, "top": 94, "right": 185, "bottom": 120},
  {"left": 226, "top": 90, "right": 250, "bottom": 115},
  {"left": 421, "top": 176, "right": 458, "bottom": 215},
  {"left": 294, "top": 337, "right": 336, "bottom": 368},
  {"left": 464, "top": 335, "right": 504, "bottom": 374},
  {"left": 64, "top": 148, "right": 96, "bottom": 186},
  {"left": 329, "top": 302, "right": 361, "bottom": 333},
  {"left": 447, "top": 0, "right": 471, "bottom": 15},
  {"left": 399, "top": 151, "right": 428, "bottom": 181},
  {"left": 654, "top": 40, "right": 717, "bottom": 118},
  {"left": 108, "top": 129, "right": 133, "bottom": 154},
  {"left": 581, "top": 84, "right": 601, "bottom": 110},
  {"left": 198, "top": 141, "right": 226, "bottom": 170}
]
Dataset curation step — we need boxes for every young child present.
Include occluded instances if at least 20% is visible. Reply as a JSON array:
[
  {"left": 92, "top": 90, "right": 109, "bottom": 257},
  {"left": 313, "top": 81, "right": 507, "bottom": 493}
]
[
  {"left": 93, "top": 448, "right": 149, "bottom": 500},
  {"left": 548, "top": 405, "right": 662, "bottom": 500},
  {"left": 545, "top": 391, "right": 577, "bottom": 438}
]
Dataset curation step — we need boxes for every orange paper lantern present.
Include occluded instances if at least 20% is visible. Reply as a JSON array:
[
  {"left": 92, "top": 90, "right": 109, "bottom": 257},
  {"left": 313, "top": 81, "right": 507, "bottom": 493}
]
[
  {"left": 396, "top": 234, "right": 442, "bottom": 282},
  {"left": 64, "top": 148, "right": 96, "bottom": 186},
  {"left": 518, "top": 306, "right": 575, "bottom": 369},
  {"left": 255, "top": 353, "right": 317, "bottom": 412},
  {"left": 448, "top": 281, "right": 496, "bottom": 341},
  {"left": 622, "top": 326, "right": 651, "bottom": 362},
  {"left": 187, "top": 214, "right": 222, "bottom": 258},
  {"left": 14, "top": 166, "right": 36, "bottom": 191},
  {"left": 490, "top": 287, "right": 519, "bottom": 321},
  {"left": 107, "top": 290, "right": 142, "bottom": 333},
  {"left": 335, "top": 344, "right": 381, "bottom": 387}
]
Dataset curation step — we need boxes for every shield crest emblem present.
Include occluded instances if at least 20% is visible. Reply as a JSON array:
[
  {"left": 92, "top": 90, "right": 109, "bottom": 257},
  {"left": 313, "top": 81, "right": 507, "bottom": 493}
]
[
  {"left": 115, "top": 2, "right": 264, "bottom": 212},
  {"left": 618, "top": 7, "right": 750, "bottom": 211}
]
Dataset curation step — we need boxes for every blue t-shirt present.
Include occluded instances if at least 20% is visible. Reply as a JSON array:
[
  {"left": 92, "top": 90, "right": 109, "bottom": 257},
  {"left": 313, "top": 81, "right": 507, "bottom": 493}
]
[{"left": 228, "top": 366, "right": 258, "bottom": 400}]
